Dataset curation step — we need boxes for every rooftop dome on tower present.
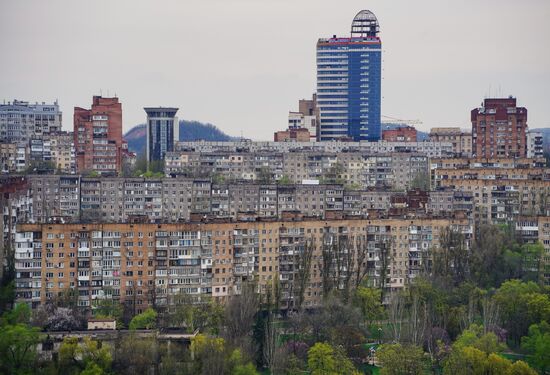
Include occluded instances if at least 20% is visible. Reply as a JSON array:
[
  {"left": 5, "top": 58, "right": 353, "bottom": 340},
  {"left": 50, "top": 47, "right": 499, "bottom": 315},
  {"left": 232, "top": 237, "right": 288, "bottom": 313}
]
[{"left": 350, "top": 10, "right": 379, "bottom": 37}]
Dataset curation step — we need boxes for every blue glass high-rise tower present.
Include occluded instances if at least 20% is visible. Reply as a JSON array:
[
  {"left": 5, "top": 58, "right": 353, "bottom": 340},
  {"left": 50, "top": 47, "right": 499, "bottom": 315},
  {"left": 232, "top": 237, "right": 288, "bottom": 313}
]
[{"left": 317, "top": 10, "right": 382, "bottom": 141}]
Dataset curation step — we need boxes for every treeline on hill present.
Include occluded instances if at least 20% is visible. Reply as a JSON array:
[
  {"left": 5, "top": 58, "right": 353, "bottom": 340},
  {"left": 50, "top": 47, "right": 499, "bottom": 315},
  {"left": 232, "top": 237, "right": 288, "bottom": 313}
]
[
  {"left": 1, "top": 224, "right": 550, "bottom": 374},
  {"left": 124, "top": 120, "right": 236, "bottom": 156}
]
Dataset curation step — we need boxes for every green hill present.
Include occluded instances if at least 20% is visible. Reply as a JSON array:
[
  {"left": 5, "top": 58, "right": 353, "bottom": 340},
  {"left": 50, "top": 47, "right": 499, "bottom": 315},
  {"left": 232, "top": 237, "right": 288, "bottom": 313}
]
[{"left": 124, "top": 120, "right": 237, "bottom": 155}]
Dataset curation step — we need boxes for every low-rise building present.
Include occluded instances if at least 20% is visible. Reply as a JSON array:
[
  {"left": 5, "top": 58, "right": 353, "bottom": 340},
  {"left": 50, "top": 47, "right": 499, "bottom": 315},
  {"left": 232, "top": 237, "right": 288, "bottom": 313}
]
[
  {"left": 274, "top": 127, "right": 311, "bottom": 142},
  {"left": 87, "top": 318, "right": 117, "bottom": 330},
  {"left": 382, "top": 125, "right": 417, "bottom": 142}
]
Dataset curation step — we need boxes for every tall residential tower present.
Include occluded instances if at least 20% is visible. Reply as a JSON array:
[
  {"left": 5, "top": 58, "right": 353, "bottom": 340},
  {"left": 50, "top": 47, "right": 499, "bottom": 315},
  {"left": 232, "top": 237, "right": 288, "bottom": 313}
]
[
  {"left": 74, "top": 96, "right": 123, "bottom": 175},
  {"left": 317, "top": 10, "right": 382, "bottom": 141},
  {"left": 144, "top": 107, "right": 179, "bottom": 163},
  {"left": 471, "top": 97, "right": 528, "bottom": 158}
]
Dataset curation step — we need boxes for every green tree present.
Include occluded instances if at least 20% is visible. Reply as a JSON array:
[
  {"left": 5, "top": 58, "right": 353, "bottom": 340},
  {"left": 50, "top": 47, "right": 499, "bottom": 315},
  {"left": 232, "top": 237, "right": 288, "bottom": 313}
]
[
  {"left": 232, "top": 362, "right": 259, "bottom": 375},
  {"left": 307, "top": 342, "right": 357, "bottom": 375},
  {"left": 0, "top": 244, "right": 16, "bottom": 312},
  {"left": 167, "top": 294, "right": 223, "bottom": 334},
  {"left": 190, "top": 334, "right": 232, "bottom": 375},
  {"left": 257, "top": 166, "right": 273, "bottom": 184},
  {"left": 129, "top": 307, "right": 157, "bottom": 330},
  {"left": 277, "top": 175, "right": 291, "bottom": 185},
  {"left": 377, "top": 343, "right": 426, "bottom": 375},
  {"left": 1, "top": 303, "right": 31, "bottom": 326},
  {"left": 521, "top": 320, "right": 550, "bottom": 374},
  {"left": 93, "top": 297, "right": 124, "bottom": 328},
  {"left": 212, "top": 173, "right": 226, "bottom": 185},
  {"left": 58, "top": 336, "right": 112, "bottom": 375},
  {"left": 0, "top": 323, "right": 42, "bottom": 374},
  {"left": 453, "top": 324, "right": 504, "bottom": 354},
  {"left": 354, "top": 287, "right": 384, "bottom": 327},
  {"left": 80, "top": 362, "right": 106, "bottom": 375},
  {"left": 87, "top": 170, "right": 100, "bottom": 178},
  {"left": 507, "top": 361, "right": 538, "bottom": 375},
  {"left": 471, "top": 225, "right": 504, "bottom": 287},
  {"left": 486, "top": 353, "right": 511, "bottom": 375},
  {"left": 113, "top": 333, "right": 158, "bottom": 375},
  {"left": 443, "top": 346, "right": 488, "bottom": 375},
  {"left": 443, "top": 346, "right": 537, "bottom": 375},
  {"left": 133, "top": 153, "right": 147, "bottom": 176},
  {"left": 410, "top": 170, "right": 430, "bottom": 191},
  {"left": 308, "top": 342, "right": 336, "bottom": 374},
  {"left": 494, "top": 280, "right": 548, "bottom": 344},
  {"left": 520, "top": 243, "right": 544, "bottom": 283}
]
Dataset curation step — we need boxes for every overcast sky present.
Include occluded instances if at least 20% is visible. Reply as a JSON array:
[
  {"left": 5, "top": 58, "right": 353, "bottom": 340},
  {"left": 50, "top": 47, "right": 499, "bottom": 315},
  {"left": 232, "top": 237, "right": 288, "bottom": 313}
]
[{"left": 1, "top": 0, "right": 549, "bottom": 139}]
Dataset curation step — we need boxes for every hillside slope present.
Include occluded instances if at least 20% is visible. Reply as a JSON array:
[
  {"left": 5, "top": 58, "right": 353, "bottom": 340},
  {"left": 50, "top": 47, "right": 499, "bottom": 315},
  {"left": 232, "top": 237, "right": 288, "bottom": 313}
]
[{"left": 125, "top": 120, "right": 236, "bottom": 154}]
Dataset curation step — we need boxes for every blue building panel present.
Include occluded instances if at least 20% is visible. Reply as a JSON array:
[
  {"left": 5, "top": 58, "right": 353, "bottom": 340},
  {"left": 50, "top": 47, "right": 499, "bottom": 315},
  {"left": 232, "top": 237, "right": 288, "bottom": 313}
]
[{"left": 317, "top": 11, "right": 382, "bottom": 142}]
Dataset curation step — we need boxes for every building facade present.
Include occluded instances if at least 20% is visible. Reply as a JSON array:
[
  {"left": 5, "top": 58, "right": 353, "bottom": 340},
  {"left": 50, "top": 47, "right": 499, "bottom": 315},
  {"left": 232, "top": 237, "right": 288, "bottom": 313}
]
[
  {"left": 1, "top": 176, "right": 32, "bottom": 280},
  {"left": 526, "top": 131, "right": 544, "bottom": 159},
  {"left": 145, "top": 107, "right": 179, "bottom": 163},
  {"left": 50, "top": 132, "right": 76, "bottom": 174},
  {"left": 382, "top": 126, "right": 417, "bottom": 142},
  {"left": 0, "top": 100, "right": 62, "bottom": 143},
  {"left": 0, "top": 141, "right": 18, "bottom": 174},
  {"left": 15, "top": 216, "right": 472, "bottom": 311},
  {"left": 515, "top": 216, "right": 550, "bottom": 286},
  {"left": 429, "top": 127, "right": 472, "bottom": 157},
  {"left": 274, "top": 127, "right": 311, "bottom": 142},
  {"left": 23, "top": 174, "right": 480, "bottom": 227},
  {"left": 471, "top": 97, "right": 528, "bottom": 158},
  {"left": 317, "top": 10, "right": 382, "bottom": 141},
  {"left": 74, "top": 96, "right": 123, "bottom": 175},
  {"left": 173, "top": 140, "right": 454, "bottom": 157},
  {"left": 287, "top": 94, "right": 319, "bottom": 142}
]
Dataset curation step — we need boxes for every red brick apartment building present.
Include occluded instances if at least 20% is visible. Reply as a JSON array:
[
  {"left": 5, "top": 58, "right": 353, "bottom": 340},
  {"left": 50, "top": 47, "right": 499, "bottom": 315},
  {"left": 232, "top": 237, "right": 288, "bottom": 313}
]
[
  {"left": 74, "top": 96, "right": 123, "bottom": 175},
  {"left": 471, "top": 97, "right": 527, "bottom": 158},
  {"left": 382, "top": 126, "right": 417, "bottom": 142}
]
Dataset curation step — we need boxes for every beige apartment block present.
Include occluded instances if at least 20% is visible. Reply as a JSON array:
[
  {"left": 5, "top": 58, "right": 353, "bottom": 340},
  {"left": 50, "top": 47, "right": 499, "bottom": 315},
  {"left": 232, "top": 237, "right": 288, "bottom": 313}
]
[{"left": 15, "top": 216, "right": 472, "bottom": 312}]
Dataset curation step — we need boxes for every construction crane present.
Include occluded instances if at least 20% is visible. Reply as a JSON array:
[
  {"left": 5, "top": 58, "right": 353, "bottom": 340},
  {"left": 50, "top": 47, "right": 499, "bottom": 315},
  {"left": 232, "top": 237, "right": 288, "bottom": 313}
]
[{"left": 381, "top": 115, "right": 423, "bottom": 126}]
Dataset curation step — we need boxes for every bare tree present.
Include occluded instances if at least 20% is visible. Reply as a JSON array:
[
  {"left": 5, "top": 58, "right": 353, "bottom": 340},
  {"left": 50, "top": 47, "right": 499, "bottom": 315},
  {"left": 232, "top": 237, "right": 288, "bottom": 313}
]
[
  {"left": 295, "top": 237, "right": 315, "bottom": 311},
  {"left": 433, "top": 227, "right": 469, "bottom": 286},
  {"left": 408, "top": 289, "right": 427, "bottom": 346},
  {"left": 353, "top": 235, "right": 370, "bottom": 290},
  {"left": 388, "top": 291, "right": 406, "bottom": 343},
  {"left": 378, "top": 239, "right": 393, "bottom": 303},
  {"left": 261, "top": 276, "right": 282, "bottom": 373},
  {"left": 481, "top": 293, "right": 499, "bottom": 335},
  {"left": 224, "top": 281, "right": 259, "bottom": 339},
  {"left": 263, "top": 315, "right": 278, "bottom": 374},
  {"left": 113, "top": 333, "right": 158, "bottom": 375},
  {"left": 336, "top": 234, "right": 355, "bottom": 303},
  {"left": 320, "top": 230, "right": 336, "bottom": 298}
]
